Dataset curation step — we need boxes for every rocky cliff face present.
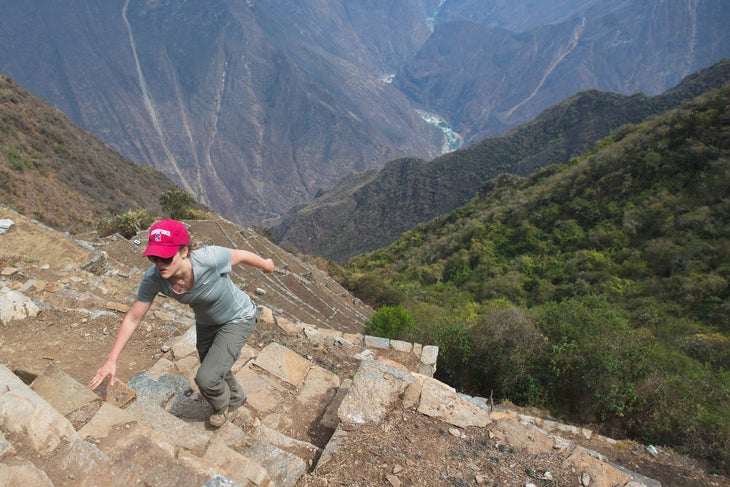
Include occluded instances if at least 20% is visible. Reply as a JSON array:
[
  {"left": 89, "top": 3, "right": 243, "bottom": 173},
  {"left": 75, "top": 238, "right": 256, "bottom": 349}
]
[
  {"left": 398, "top": 0, "right": 730, "bottom": 142},
  {"left": 0, "top": 1, "right": 727, "bottom": 228}
]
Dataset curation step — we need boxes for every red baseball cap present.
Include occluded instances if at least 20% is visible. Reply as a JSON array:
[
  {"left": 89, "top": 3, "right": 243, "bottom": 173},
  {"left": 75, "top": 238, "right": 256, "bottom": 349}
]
[{"left": 143, "top": 219, "right": 190, "bottom": 258}]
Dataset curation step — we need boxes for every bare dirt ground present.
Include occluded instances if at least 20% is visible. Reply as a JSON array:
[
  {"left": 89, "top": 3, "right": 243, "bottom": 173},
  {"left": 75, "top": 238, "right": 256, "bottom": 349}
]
[{"left": 1, "top": 213, "right": 729, "bottom": 486}]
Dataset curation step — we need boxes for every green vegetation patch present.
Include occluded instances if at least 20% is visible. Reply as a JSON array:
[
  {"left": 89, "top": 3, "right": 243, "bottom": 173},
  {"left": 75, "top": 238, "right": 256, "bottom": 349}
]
[{"left": 340, "top": 84, "right": 730, "bottom": 474}]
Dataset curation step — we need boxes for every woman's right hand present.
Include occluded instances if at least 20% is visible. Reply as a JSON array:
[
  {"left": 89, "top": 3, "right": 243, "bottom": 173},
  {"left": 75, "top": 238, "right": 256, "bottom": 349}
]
[
  {"left": 89, "top": 360, "right": 116, "bottom": 390},
  {"left": 88, "top": 299, "right": 151, "bottom": 390}
]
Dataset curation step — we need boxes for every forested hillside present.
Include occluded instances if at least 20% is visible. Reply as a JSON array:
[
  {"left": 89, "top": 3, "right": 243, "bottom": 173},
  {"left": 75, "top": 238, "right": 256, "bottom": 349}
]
[{"left": 339, "top": 83, "right": 730, "bottom": 474}]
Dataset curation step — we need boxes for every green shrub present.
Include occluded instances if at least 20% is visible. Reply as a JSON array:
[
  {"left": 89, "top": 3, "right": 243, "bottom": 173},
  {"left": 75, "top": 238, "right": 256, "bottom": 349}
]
[
  {"left": 469, "top": 300, "right": 547, "bottom": 404},
  {"left": 535, "top": 296, "right": 654, "bottom": 424},
  {"left": 160, "top": 187, "right": 196, "bottom": 220},
  {"left": 408, "top": 303, "right": 473, "bottom": 388},
  {"left": 5, "top": 146, "right": 37, "bottom": 171},
  {"left": 643, "top": 238, "right": 680, "bottom": 277},
  {"left": 183, "top": 207, "right": 212, "bottom": 220},
  {"left": 343, "top": 273, "right": 404, "bottom": 308},
  {"left": 680, "top": 332, "right": 730, "bottom": 369},
  {"left": 634, "top": 363, "right": 730, "bottom": 475},
  {"left": 473, "top": 270, "right": 528, "bottom": 305},
  {"left": 443, "top": 250, "right": 473, "bottom": 283},
  {"left": 551, "top": 219, "right": 586, "bottom": 249},
  {"left": 97, "top": 209, "right": 154, "bottom": 239},
  {"left": 364, "top": 304, "right": 415, "bottom": 340}
]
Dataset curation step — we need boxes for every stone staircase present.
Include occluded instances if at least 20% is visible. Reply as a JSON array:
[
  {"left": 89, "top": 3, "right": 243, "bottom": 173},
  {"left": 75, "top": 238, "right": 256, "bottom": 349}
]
[{"left": 0, "top": 309, "right": 446, "bottom": 486}]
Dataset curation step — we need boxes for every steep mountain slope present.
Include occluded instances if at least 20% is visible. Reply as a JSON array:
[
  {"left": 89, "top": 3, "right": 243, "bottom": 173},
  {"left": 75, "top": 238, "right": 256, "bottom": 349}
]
[
  {"left": 0, "top": 74, "right": 180, "bottom": 233},
  {"left": 402, "top": 0, "right": 730, "bottom": 142},
  {"left": 0, "top": 1, "right": 727, "bottom": 229},
  {"left": 0, "top": 0, "right": 442, "bottom": 226},
  {"left": 272, "top": 59, "right": 730, "bottom": 261}
]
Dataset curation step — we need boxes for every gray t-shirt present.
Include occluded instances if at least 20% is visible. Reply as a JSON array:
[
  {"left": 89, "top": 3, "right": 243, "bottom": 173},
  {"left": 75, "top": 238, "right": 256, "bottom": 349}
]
[{"left": 137, "top": 246, "right": 256, "bottom": 326}]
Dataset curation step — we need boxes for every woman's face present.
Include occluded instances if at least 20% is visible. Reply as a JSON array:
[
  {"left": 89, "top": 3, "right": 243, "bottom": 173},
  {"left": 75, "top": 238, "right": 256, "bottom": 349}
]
[{"left": 148, "top": 247, "right": 188, "bottom": 278}]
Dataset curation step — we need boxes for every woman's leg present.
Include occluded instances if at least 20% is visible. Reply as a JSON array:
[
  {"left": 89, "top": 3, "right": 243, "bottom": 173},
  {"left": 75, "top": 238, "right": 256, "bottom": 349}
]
[
  {"left": 195, "top": 316, "right": 255, "bottom": 416},
  {"left": 224, "top": 369, "right": 246, "bottom": 410}
]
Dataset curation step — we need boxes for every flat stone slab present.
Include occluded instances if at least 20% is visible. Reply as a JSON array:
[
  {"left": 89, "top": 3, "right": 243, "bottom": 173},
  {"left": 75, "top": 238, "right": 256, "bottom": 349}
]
[
  {"left": 30, "top": 363, "right": 99, "bottom": 416},
  {"left": 234, "top": 364, "right": 287, "bottom": 414},
  {"left": 125, "top": 399, "right": 212, "bottom": 455},
  {"left": 0, "top": 364, "right": 79, "bottom": 454},
  {"left": 297, "top": 365, "right": 339, "bottom": 407},
  {"left": 253, "top": 342, "right": 312, "bottom": 387},
  {"left": 79, "top": 434, "right": 208, "bottom": 487},
  {"left": 338, "top": 359, "right": 416, "bottom": 425},
  {"left": 78, "top": 402, "right": 137, "bottom": 441},
  {"left": 417, "top": 376, "right": 491, "bottom": 428}
]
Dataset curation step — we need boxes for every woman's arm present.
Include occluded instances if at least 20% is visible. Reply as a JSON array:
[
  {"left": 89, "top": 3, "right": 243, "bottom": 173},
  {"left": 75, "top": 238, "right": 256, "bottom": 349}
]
[
  {"left": 230, "top": 248, "right": 275, "bottom": 273},
  {"left": 89, "top": 299, "right": 151, "bottom": 389}
]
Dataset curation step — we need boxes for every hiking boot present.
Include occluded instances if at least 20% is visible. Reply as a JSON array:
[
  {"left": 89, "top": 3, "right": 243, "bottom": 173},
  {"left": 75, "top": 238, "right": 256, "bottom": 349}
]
[{"left": 208, "top": 410, "right": 228, "bottom": 429}]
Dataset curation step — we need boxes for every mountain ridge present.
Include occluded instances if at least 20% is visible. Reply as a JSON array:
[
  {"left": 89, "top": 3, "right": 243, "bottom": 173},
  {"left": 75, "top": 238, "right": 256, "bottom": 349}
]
[
  {"left": 271, "top": 59, "right": 730, "bottom": 262},
  {"left": 410, "top": 0, "right": 730, "bottom": 141}
]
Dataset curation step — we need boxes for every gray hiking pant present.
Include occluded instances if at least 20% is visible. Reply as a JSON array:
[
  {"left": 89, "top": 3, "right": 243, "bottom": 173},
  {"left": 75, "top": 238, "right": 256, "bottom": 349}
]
[{"left": 194, "top": 311, "right": 257, "bottom": 413}]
